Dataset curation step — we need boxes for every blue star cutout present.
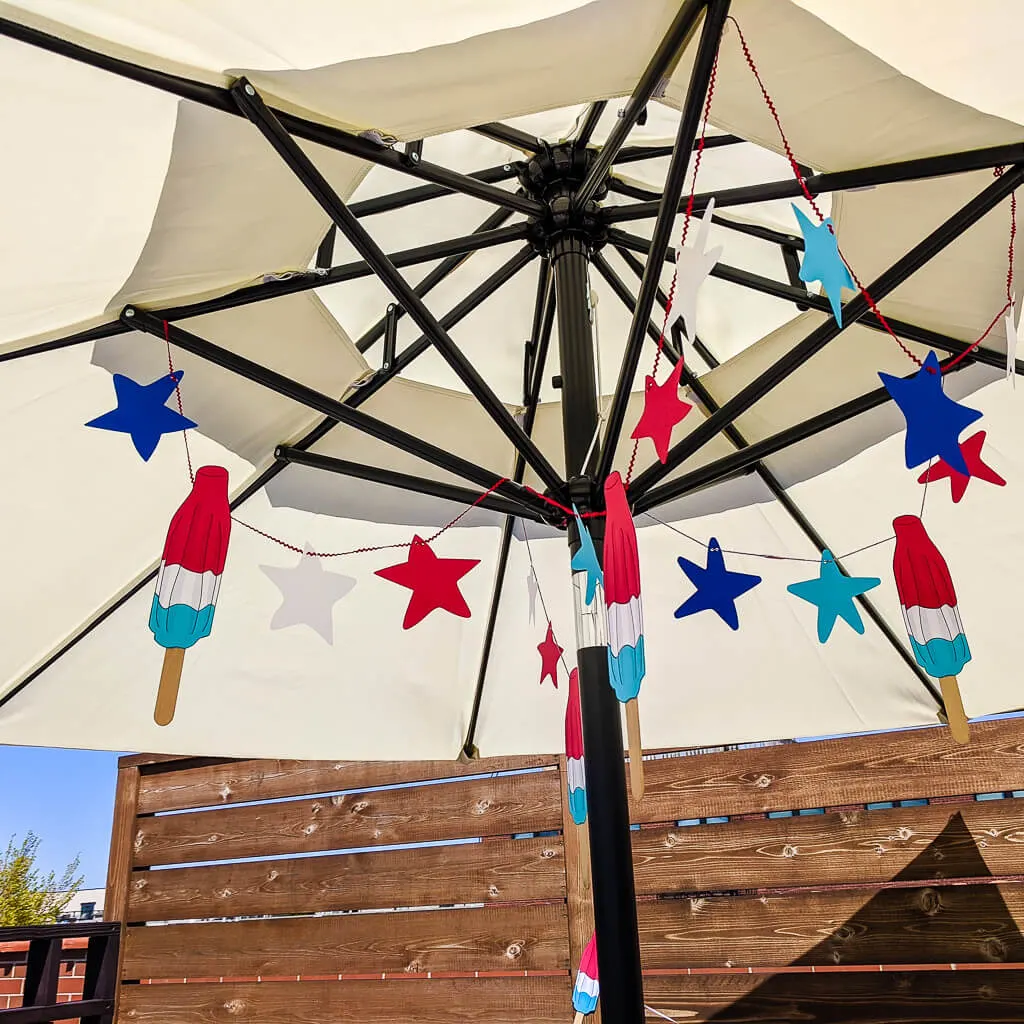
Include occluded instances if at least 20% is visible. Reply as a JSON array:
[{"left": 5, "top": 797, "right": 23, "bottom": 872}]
[
  {"left": 787, "top": 550, "right": 881, "bottom": 644},
  {"left": 674, "top": 538, "right": 761, "bottom": 631},
  {"left": 792, "top": 204, "right": 854, "bottom": 326},
  {"left": 878, "top": 349, "right": 982, "bottom": 475},
  {"left": 86, "top": 371, "right": 197, "bottom": 461},
  {"left": 570, "top": 506, "right": 603, "bottom": 606}
]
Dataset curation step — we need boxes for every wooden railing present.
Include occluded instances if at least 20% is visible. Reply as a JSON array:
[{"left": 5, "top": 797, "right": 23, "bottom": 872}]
[
  {"left": 103, "top": 719, "right": 1024, "bottom": 1022},
  {"left": 0, "top": 921, "right": 118, "bottom": 1024}
]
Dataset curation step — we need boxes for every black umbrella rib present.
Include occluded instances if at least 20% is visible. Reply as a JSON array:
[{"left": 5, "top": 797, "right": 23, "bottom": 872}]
[
  {"left": 597, "top": 252, "right": 942, "bottom": 706},
  {"left": 574, "top": 0, "right": 711, "bottom": 208},
  {"left": 604, "top": 140, "right": 1024, "bottom": 223},
  {"left": 596, "top": 0, "right": 730, "bottom": 481},
  {"left": 628, "top": 164, "right": 1024, "bottom": 503},
  {"left": 462, "top": 260, "right": 558, "bottom": 759},
  {"left": 633, "top": 354, "right": 963, "bottom": 514},
  {"left": 354, "top": 208, "right": 514, "bottom": 354},
  {"left": 608, "top": 228, "right": 1023, "bottom": 377},
  {"left": 232, "top": 78, "right": 564, "bottom": 494},
  {"left": 348, "top": 164, "right": 520, "bottom": 218},
  {"left": 122, "top": 307, "right": 549, "bottom": 519},
  {"left": 575, "top": 102, "right": 608, "bottom": 148},
  {"left": 612, "top": 134, "right": 744, "bottom": 166},
  {"left": 0, "top": 15, "right": 542, "bottom": 217},
  {"left": 273, "top": 448, "right": 545, "bottom": 522},
  {"left": 471, "top": 123, "right": 544, "bottom": 152}
]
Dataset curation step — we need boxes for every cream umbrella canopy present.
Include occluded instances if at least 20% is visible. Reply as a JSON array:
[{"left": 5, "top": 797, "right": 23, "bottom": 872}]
[{"left": 2, "top": 2, "right": 1024, "bottom": 1020}]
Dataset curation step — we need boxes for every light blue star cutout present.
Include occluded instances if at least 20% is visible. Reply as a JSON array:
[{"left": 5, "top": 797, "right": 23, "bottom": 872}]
[
  {"left": 570, "top": 506, "right": 603, "bottom": 606},
  {"left": 786, "top": 550, "right": 881, "bottom": 643},
  {"left": 792, "top": 204, "right": 855, "bottom": 326}
]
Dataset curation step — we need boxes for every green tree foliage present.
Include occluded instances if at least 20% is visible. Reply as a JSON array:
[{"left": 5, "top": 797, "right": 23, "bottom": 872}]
[{"left": 0, "top": 833, "right": 84, "bottom": 926}]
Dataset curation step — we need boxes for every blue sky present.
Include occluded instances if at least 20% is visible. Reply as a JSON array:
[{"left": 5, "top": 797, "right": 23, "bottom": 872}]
[{"left": 0, "top": 746, "right": 123, "bottom": 888}]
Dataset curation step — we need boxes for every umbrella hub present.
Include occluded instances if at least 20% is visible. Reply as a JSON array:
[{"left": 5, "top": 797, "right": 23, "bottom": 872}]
[{"left": 519, "top": 144, "right": 609, "bottom": 255}]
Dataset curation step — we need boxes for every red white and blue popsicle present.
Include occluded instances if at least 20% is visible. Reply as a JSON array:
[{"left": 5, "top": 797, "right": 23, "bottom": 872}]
[
  {"left": 572, "top": 932, "right": 599, "bottom": 1023},
  {"left": 565, "top": 668, "right": 587, "bottom": 826},
  {"left": 603, "top": 470, "right": 647, "bottom": 798},
  {"left": 150, "top": 466, "right": 232, "bottom": 726},
  {"left": 892, "top": 514, "right": 971, "bottom": 743}
]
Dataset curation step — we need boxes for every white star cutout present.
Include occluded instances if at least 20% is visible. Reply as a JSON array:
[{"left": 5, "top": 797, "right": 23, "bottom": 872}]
[
  {"left": 670, "top": 196, "right": 723, "bottom": 344},
  {"left": 260, "top": 546, "right": 356, "bottom": 644}
]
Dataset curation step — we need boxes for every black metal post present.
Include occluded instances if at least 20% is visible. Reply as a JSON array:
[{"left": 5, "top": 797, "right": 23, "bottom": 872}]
[
  {"left": 551, "top": 233, "right": 644, "bottom": 1024},
  {"left": 598, "top": 0, "right": 731, "bottom": 480},
  {"left": 629, "top": 162, "right": 1024, "bottom": 501}
]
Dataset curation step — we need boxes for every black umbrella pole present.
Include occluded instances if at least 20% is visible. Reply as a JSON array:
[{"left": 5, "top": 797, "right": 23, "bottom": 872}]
[{"left": 553, "top": 236, "right": 645, "bottom": 1023}]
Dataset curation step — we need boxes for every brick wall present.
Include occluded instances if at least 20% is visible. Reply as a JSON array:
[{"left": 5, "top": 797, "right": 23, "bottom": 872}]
[{"left": 0, "top": 937, "right": 88, "bottom": 1022}]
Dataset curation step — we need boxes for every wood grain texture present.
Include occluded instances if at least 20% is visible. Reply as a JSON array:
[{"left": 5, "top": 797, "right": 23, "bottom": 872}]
[
  {"left": 127, "top": 835, "right": 564, "bottom": 922},
  {"left": 122, "top": 903, "right": 567, "bottom": 980},
  {"left": 118, "top": 976, "right": 571, "bottom": 1024},
  {"left": 637, "top": 882, "right": 1024, "bottom": 968},
  {"left": 133, "top": 769, "right": 561, "bottom": 867},
  {"left": 642, "top": 969, "right": 1024, "bottom": 1022},
  {"left": 106, "top": 764, "right": 142, "bottom": 1024},
  {"left": 631, "top": 719, "right": 1024, "bottom": 824},
  {"left": 632, "top": 802, "right": 1024, "bottom": 895},
  {"left": 136, "top": 756, "right": 556, "bottom": 814}
]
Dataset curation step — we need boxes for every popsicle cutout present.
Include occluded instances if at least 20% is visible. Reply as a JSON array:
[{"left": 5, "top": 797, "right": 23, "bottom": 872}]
[
  {"left": 603, "top": 471, "right": 647, "bottom": 800},
  {"left": 87, "top": 371, "right": 197, "bottom": 461},
  {"left": 538, "top": 621, "right": 564, "bottom": 688},
  {"left": 150, "top": 466, "right": 231, "bottom": 726},
  {"left": 879, "top": 350, "right": 983, "bottom": 476},
  {"left": 675, "top": 537, "right": 762, "bottom": 631},
  {"left": 791, "top": 204, "right": 854, "bottom": 325},
  {"left": 564, "top": 667, "right": 590, "bottom": 888},
  {"left": 892, "top": 515, "right": 972, "bottom": 744},
  {"left": 572, "top": 932, "right": 599, "bottom": 1023},
  {"left": 375, "top": 536, "right": 480, "bottom": 629},
  {"left": 916, "top": 430, "right": 1005, "bottom": 503}
]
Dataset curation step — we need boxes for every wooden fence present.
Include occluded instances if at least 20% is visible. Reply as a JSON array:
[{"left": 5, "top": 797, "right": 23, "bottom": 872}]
[{"left": 105, "top": 718, "right": 1024, "bottom": 1023}]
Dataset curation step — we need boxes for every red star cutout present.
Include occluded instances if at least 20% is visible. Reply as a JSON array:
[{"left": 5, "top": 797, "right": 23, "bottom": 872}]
[
  {"left": 630, "top": 358, "right": 693, "bottom": 463},
  {"left": 375, "top": 536, "right": 480, "bottom": 629},
  {"left": 917, "top": 430, "right": 1006, "bottom": 503},
  {"left": 537, "top": 621, "right": 564, "bottom": 688}
]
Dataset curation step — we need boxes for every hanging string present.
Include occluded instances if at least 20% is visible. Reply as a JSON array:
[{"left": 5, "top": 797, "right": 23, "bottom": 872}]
[
  {"left": 165, "top": 319, "right": 194, "bottom": 483},
  {"left": 522, "top": 524, "right": 572, "bottom": 676},
  {"left": 727, "top": 16, "right": 1016, "bottom": 376},
  {"left": 642, "top": 509, "right": 896, "bottom": 566}
]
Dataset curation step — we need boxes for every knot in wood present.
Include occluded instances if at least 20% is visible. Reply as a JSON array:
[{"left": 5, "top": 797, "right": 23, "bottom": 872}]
[
  {"left": 132, "top": 877, "right": 147, "bottom": 891},
  {"left": 506, "top": 943, "right": 523, "bottom": 959},
  {"left": 223, "top": 999, "right": 246, "bottom": 1015},
  {"left": 473, "top": 798, "right": 493, "bottom": 815},
  {"left": 665, "top": 833, "right": 680, "bottom": 848},
  {"left": 352, "top": 799, "right": 369, "bottom": 812},
  {"left": 266, "top": 869, "right": 279, "bottom": 882},
  {"left": 980, "top": 936, "right": 1008, "bottom": 962},
  {"left": 753, "top": 773, "right": 774, "bottom": 790},
  {"left": 916, "top": 887, "right": 942, "bottom": 916},
  {"left": 488, "top": 885, "right": 501, "bottom": 897},
  {"left": 541, "top": 846, "right": 557, "bottom": 859},
  {"left": 782, "top": 844, "right": 798, "bottom": 858},
  {"left": 978, "top": 984, "right": 996, "bottom": 1000},
  {"left": 311, "top": 802, "right": 322, "bottom": 815},
  {"left": 405, "top": 960, "right": 422, "bottom": 973},
  {"left": 133, "top": 831, "right": 144, "bottom": 853},
  {"left": 216, "top": 887, "right": 235, "bottom": 898},
  {"left": 330, "top": 795, "right": 345, "bottom": 807},
  {"left": 302, "top": 822, "right": 319, "bottom": 835},
  {"left": 218, "top": 784, "right": 232, "bottom": 801}
]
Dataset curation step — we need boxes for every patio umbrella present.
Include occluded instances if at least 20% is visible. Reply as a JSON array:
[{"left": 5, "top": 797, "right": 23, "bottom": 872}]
[{"left": 1, "top": 2, "right": 1024, "bottom": 1020}]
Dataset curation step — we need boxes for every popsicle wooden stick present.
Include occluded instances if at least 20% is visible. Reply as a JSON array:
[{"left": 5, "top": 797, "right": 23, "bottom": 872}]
[
  {"left": 574, "top": 1012, "right": 585, "bottom": 1024},
  {"left": 577, "top": 819, "right": 591, "bottom": 892},
  {"left": 940, "top": 676, "right": 970, "bottom": 745},
  {"left": 154, "top": 647, "right": 185, "bottom": 726},
  {"left": 625, "top": 698, "right": 645, "bottom": 801}
]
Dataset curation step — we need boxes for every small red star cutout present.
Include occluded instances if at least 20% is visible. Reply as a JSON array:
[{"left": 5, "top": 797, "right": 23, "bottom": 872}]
[
  {"left": 917, "top": 430, "right": 1006, "bottom": 503},
  {"left": 375, "top": 536, "right": 480, "bottom": 629},
  {"left": 537, "top": 621, "right": 564, "bottom": 688},
  {"left": 630, "top": 358, "right": 693, "bottom": 463}
]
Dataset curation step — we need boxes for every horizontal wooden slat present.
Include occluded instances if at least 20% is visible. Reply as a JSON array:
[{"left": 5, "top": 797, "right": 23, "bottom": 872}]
[
  {"left": 633, "top": 801, "right": 1024, "bottom": 894},
  {"left": 128, "top": 835, "right": 564, "bottom": 922},
  {"left": 632, "top": 718, "right": 1024, "bottom": 823},
  {"left": 134, "top": 768, "right": 560, "bottom": 867},
  {"left": 136, "top": 755, "right": 557, "bottom": 814},
  {"left": 642, "top": 969, "right": 1024, "bottom": 1022},
  {"left": 122, "top": 903, "right": 568, "bottom": 979},
  {"left": 118, "top": 976, "right": 571, "bottom": 1024},
  {"left": 637, "top": 881, "right": 1024, "bottom": 968}
]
